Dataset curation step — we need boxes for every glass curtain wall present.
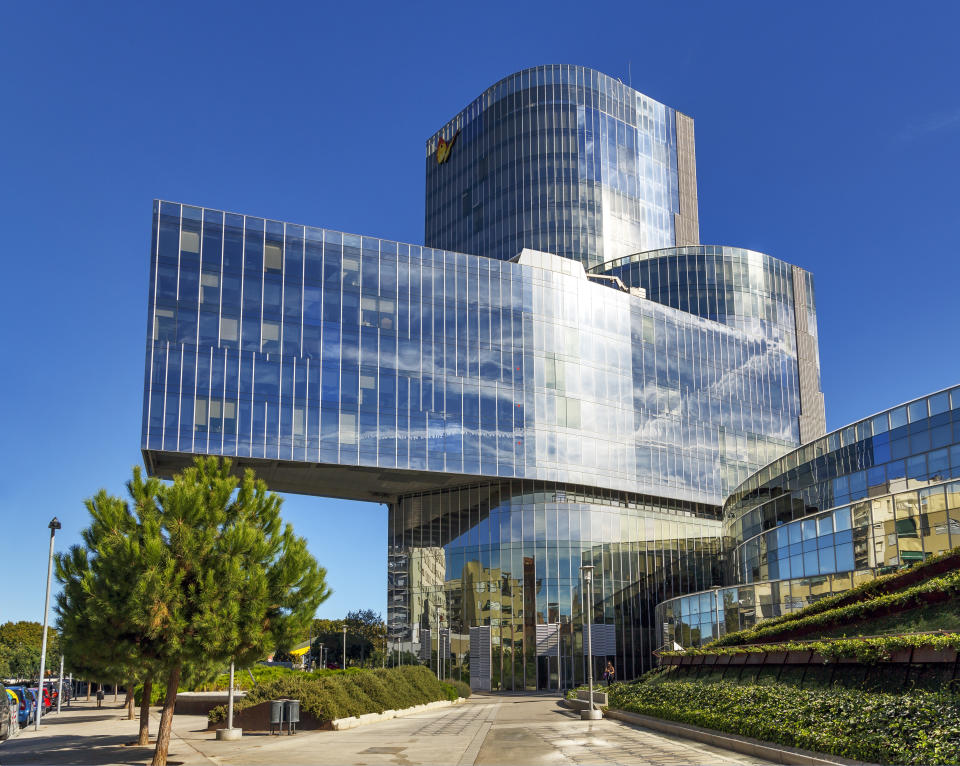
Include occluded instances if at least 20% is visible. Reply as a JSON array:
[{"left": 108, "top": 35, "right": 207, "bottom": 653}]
[
  {"left": 388, "top": 480, "right": 722, "bottom": 687},
  {"left": 143, "top": 202, "right": 799, "bottom": 505}
]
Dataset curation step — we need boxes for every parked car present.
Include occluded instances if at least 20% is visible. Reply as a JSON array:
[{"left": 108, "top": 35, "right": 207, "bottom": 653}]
[
  {"left": 6, "top": 686, "right": 35, "bottom": 727},
  {"left": 0, "top": 683, "right": 11, "bottom": 741},
  {"left": 43, "top": 682, "right": 59, "bottom": 709},
  {"left": 29, "top": 686, "right": 51, "bottom": 714}
]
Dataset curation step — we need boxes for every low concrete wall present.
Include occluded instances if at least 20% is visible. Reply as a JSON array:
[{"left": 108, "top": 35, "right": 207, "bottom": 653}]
[
  {"left": 206, "top": 700, "right": 325, "bottom": 732},
  {"left": 575, "top": 689, "right": 608, "bottom": 706},
  {"left": 603, "top": 708, "right": 878, "bottom": 766},
  {"left": 175, "top": 691, "right": 246, "bottom": 716}
]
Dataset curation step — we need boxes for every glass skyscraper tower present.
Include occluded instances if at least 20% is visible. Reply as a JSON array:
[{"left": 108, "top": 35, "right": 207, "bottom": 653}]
[
  {"left": 425, "top": 65, "right": 699, "bottom": 270},
  {"left": 142, "top": 65, "right": 825, "bottom": 690}
]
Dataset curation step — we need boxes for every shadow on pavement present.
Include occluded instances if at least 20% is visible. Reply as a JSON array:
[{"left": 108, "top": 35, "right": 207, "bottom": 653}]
[
  {"left": 32, "top": 715, "right": 119, "bottom": 726},
  {"left": 0, "top": 733, "right": 156, "bottom": 765}
]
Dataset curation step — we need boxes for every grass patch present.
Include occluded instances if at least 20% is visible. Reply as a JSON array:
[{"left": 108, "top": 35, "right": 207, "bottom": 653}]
[
  {"left": 815, "top": 598, "right": 960, "bottom": 638},
  {"left": 653, "top": 660, "right": 959, "bottom": 694}
]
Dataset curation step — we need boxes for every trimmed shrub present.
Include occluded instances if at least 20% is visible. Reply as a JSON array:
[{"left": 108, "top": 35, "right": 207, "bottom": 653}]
[
  {"left": 443, "top": 678, "right": 471, "bottom": 698},
  {"left": 209, "top": 665, "right": 452, "bottom": 725},
  {"left": 608, "top": 679, "right": 960, "bottom": 765},
  {"left": 662, "top": 631, "right": 960, "bottom": 664}
]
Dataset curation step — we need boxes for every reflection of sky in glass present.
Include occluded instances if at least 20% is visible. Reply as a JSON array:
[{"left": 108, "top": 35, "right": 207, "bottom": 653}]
[
  {"left": 145, "top": 202, "right": 807, "bottom": 508},
  {"left": 425, "top": 65, "right": 680, "bottom": 271}
]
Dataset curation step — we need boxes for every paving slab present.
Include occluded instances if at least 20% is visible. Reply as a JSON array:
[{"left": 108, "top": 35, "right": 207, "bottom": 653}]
[
  {"left": 0, "top": 693, "right": 769, "bottom": 766},
  {"left": 0, "top": 700, "right": 212, "bottom": 765}
]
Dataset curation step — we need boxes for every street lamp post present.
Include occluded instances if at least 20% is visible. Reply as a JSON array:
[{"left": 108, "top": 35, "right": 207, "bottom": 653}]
[
  {"left": 342, "top": 626, "right": 347, "bottom": 669},
  {"left": 579, "top": 564, "right": 600, "bottom": 720},
  {"left": 36, "top": 517, "right": 61, "bottom": 731},
  {"left": 215, "top": 660, "right": 242, "bottom": 740}
]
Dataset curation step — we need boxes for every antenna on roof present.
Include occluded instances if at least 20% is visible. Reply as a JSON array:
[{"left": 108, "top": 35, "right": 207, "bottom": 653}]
[{"left": 628, "top": 60, "right": 632, "bottom": 87}]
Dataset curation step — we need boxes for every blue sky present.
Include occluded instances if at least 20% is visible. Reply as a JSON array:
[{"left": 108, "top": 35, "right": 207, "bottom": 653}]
[{"left": 1, "top": 2, "right": 958, "bottom": 625}]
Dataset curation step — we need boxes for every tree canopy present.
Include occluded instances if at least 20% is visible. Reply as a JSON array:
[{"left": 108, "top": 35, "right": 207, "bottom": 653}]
[
  {"left": 309, "top": 610, "right": 386, "bottom": 667},
  {"left": 0, "top": 621, "right": 60, "bottom": 680}
]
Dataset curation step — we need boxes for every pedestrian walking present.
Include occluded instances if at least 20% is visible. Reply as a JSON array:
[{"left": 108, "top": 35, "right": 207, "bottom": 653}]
[
  {"left": 603, "top": 661, "right": 615, "bottom": 686},
  {"left": 96, "top": 685, "right": 104, "bottom": 709}
]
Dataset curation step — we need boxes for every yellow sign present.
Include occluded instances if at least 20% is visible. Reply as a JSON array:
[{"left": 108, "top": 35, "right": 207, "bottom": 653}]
[{"left": 436, "top": 129, "right": 460, "bottom": 164}]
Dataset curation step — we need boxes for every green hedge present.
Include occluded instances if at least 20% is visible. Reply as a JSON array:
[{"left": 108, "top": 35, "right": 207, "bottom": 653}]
[
  {"left": 443, "top": 678, "right": 472, "bottom": 699},
  {"left": 608, "top": 680, "right": 960, "bottom": 765},
  {"left": 209, "top": 665, "right": 463, "bottom": 724},
  {"left": 710, "top": 569, "right": 960, "bottom": 647},
  {"left": 712, "top": 546, "right": 960, "bottom": 647},
  {"left": 663, "top": 631, "right": 960, "bottom": 663}
]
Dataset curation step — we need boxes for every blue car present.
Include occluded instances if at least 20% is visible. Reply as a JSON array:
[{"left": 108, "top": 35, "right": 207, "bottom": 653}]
[{"left": 7, "top": 686, "right": 36, "bottom": 727}]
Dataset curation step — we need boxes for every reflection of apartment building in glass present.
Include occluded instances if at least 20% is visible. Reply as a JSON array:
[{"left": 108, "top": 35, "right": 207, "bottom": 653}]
[
  {"left": 142, "top": 65, "right": 825, "bottom": 689},
  {"left": 658, "top": 386, "right": 960, "bottom": 648}
]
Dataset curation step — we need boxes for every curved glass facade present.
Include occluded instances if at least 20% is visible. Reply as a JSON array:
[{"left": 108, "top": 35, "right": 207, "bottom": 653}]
[
  {"left": 656, "top": 386, "right": 960, "bottom": 648},
  {"left": 591, "top": 245, "right": 825, "bottom": 444},
  {"left": 589, "top": 246, "right": 814, "bottom": 342},
  {"left": 425, "top": 65, "right": 699, "bottom": 271}
]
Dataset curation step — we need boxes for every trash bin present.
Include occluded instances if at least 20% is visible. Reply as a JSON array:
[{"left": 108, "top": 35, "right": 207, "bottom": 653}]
[
  {"left": 269, "top": 700, "right": 285, "bottom": 735},
  {"left": 284, "top": 699, "right": 300, "bottom": 735}
]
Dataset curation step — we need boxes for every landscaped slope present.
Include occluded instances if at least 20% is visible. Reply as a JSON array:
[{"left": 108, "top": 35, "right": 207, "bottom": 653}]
[
  {"left": 619, "top": 546, "right": 960, "bottom": 764},
  {"left": 712, "top": 546, "right": 960, "bottom": 646},
  {"left": 606, "top": 679, "right": 960, "bottom": 765}
]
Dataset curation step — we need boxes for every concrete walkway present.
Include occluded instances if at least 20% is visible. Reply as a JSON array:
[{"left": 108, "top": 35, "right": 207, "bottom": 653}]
[{"left": 0, "top": 695, "right": 768, "bottom": 765}]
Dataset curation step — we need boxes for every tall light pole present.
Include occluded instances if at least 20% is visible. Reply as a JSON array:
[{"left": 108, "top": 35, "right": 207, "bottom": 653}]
[
  {"left": 342, "top": 626, "right": 347, "bottom": 669},
  {"left": 580, "top": 564, "right": 600, "bottom": 720},
  {"left": 36, "top": 517, "right": 61, "bottom": 731}
]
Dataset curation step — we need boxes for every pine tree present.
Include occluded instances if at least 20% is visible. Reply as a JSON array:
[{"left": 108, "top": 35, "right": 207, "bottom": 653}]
[
  {"left": 130, "top": 457, "right": 329, "bottom": 766},
  {"left": 58, "top": 458, "right": 330, "bottom": 765}
]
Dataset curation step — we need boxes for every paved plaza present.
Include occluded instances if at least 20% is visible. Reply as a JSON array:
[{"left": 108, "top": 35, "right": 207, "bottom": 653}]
[{"left": 0, "top": 695, "right": 767, "bottom": 765}]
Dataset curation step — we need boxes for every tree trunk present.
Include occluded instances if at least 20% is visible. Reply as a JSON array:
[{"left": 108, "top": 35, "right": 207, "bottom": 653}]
[
  {"left": 126, "top": 684, "right": 135, "bottom": 719},
  {"left": 151, "top": 666, "right": 180, "bottom": 766},
  {"left": 138, "top": 678, "right": 152, "bottom": 746},
  {"left": 86, "top": 681, "right": 91, "bottom": 700}
]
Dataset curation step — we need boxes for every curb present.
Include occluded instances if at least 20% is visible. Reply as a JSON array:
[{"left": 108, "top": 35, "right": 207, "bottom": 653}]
[
  {"left": 603, "top": 708, "right": 878, "bottom": 766},
  {"left": 330, "top": 698, "right": 465, "bottom": 730}
]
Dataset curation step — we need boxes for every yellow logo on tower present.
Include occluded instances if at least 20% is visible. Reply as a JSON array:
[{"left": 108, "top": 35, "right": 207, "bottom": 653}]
[{"left": 436, "top": 128, "right": 460, "bottom": 165}]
